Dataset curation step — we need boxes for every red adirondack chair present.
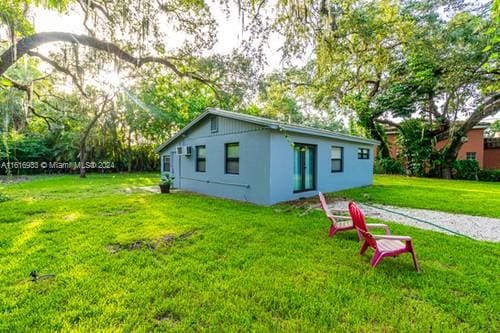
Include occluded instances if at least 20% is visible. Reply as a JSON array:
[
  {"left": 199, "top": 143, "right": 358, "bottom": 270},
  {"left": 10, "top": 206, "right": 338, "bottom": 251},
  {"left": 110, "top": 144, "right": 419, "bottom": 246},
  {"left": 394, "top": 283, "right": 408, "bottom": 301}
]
[
  {"left": 318, "top": 192, "right": 390, "bottom": 239},
  {"left": 348, "top": 201, "right": 420, "bottom": 272}
]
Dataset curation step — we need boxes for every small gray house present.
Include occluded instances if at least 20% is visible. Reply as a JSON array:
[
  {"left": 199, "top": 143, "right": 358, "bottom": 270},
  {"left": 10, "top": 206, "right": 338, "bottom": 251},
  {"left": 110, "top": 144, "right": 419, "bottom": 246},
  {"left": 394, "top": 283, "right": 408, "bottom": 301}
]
[{"left": 155, "top": 108, "right": 378, "bottom": 205}]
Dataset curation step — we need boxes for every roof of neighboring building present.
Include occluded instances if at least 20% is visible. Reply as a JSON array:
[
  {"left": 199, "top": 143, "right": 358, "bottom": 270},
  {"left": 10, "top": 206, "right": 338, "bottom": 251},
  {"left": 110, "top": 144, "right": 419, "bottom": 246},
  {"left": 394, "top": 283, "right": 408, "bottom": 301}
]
[
  {"left": 155, "top": 108, "right": 379, "bottom": 153},
  {"left": 385, "top": 122, "right": 491, "bottom": 135}
]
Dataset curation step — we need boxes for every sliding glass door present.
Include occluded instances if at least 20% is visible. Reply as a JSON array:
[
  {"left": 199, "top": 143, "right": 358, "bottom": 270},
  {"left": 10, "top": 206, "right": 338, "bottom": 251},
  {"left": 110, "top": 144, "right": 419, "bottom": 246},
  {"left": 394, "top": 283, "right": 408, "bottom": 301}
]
[{"left": 293, "top": 143, "right": 316, "bottom": 192}]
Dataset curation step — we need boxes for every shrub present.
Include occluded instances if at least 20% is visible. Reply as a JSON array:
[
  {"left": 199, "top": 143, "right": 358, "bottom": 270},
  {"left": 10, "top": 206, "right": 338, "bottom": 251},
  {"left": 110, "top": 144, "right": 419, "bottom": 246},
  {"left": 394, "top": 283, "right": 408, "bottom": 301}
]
[
  {"left": 396, "top": 120, "right": 434, "bottom": 176},
  {"left": 452, "top": 160, "right": 500, "bottom": 182},
  {"left": 478, "top": 169, "right": 500, "bottom": 182},
  {"left": 375, "top": 158, "right": 405, "bottom": 174},
  {"left": 452, "top": 160, "right": 480, "bottom": 180}
]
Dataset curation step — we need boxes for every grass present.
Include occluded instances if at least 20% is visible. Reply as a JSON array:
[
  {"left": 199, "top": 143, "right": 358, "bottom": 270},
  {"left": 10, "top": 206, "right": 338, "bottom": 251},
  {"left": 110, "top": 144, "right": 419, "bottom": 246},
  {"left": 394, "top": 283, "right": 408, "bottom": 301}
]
[
  {"left": 0, "top": 173, "right": 499, "bottom": 331},
  {"left": 333, "top": 174, "right": 500, "bottom": 218}
]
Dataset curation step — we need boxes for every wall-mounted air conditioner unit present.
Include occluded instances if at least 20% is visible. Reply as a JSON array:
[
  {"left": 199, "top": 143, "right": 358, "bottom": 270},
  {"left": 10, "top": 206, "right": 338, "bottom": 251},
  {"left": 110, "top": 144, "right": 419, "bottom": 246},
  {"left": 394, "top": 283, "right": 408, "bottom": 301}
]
[{"left": 175, "top": 146, "right": 192, "bottom": 156}]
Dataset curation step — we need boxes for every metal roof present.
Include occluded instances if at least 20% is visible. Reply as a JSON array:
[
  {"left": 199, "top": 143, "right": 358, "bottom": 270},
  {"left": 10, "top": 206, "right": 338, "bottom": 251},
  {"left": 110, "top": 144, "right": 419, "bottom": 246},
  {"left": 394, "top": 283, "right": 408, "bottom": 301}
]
[{"left": 155, "top": 108, "right": 379, "bottom": 153}]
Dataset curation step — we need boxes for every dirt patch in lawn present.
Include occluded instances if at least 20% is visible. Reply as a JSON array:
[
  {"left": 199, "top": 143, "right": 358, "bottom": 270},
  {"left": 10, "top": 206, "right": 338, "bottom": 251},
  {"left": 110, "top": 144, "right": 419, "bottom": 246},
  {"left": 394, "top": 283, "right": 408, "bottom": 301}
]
[
  {"left": 0, "top": 175, "right": 32, "bottom": 184},
  {"left": 107, "top": 230, "right": 196, "bottom": 253},
  {"left": 155, "top": 310, "right": 181, "bottom": 326},
  {"left": 96, "top": 206, "right": 137, "bottom": 216}
]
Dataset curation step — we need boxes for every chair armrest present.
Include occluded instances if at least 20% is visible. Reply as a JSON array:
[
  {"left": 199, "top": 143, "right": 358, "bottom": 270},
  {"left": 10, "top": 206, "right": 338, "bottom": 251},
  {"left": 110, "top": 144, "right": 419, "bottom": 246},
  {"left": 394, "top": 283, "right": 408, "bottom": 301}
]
[
  {"left": 373, "top": 235, "right": 412, "bottom": 241},
  {"left": 330, "top": 208, "right": 349, "bottom": 213},
  {"left": 366, "top": 223, "right": 390, "bottom": 235}
]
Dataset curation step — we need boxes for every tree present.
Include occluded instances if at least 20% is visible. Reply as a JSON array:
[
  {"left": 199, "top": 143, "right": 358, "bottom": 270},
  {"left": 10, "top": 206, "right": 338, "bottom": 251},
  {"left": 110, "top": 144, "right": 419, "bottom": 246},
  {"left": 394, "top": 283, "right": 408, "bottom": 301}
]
[
  {"left": 0, "top": 0, "right": 223, "bottom": 97},
  {"left": 243, "top": 0, "right": 499, "bottom": 177},
  {"left": 491, "top": 120, "right": 500, "bottom": 136},
  {"left": 252, "top": 72, "right": 303, "bottom": 123},
  {"left": 0, "top": 1, "right": 260, "bottom": 176},
  {"left": 232, "top": 0, "right": 416, "bottom": 156},
  {"left": 248, "top": 68, "right": 345, "bottom": 131},
  {"left": 374, "top": 2, "right": 499, "bottom": 177}
]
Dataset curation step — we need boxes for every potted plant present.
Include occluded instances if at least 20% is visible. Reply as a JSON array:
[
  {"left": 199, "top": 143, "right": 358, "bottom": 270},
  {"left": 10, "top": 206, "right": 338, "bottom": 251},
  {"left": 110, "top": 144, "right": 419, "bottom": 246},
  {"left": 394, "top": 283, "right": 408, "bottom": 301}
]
[{"left": 159, "top": 173, "right": 174, "bottom": 193}]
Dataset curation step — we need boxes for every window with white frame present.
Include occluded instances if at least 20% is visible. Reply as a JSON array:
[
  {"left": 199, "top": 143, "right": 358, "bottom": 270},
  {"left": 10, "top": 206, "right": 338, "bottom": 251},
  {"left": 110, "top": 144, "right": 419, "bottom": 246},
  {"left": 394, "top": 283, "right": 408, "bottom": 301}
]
[
  {"left": 466, "top": 152, "right": 476, "bottom": 160},
  {"left": 331, "top": 146, "right": 343, "bottom": 172}
]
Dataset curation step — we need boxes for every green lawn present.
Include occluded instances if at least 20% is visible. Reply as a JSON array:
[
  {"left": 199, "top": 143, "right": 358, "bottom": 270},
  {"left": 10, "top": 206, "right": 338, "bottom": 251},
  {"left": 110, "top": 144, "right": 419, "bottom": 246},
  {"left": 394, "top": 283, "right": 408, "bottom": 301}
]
[
  {"left": 0, "top": 174, "right": 499, "bottom": 331},
  {"left": 333, "top": 175, "right": 500, "bottom": 218}
]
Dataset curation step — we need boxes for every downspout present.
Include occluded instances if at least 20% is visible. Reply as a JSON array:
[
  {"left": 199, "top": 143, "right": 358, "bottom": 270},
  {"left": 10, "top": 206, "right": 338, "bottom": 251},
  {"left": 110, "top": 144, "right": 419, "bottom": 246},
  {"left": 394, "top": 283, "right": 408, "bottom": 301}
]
[
  {"left": 178, "top": 135, "right": 186, "bottom": 189},
  {"left": 268, "top": 124, "right": 280, "bottom": 204},
  {"left": 178, "top": 153, "right": 181, "bottom": 189}
]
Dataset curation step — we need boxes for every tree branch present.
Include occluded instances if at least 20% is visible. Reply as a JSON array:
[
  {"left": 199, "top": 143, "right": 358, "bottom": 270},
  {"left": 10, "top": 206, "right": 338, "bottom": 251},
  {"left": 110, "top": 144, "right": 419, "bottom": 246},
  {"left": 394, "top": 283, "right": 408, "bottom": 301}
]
[
  {"left": 375, "top": 117, "right": 401, "bottom": 130},
  {"left": 76, "top": 0, "right": 95, "bottom": 35},
  {"left": 1, "top": 75, "right": 30, "bottom": 91},
  {"left": 0, "top": 32, "right": 218, "bottom": 91},
  {"left": 1, "top": 75, "right": 62, "bottom": 130},
  {"left": 28, "top": 105, "right": 55, "bottom": 130},
  {"left": 427, "top": 94, "right": 442, "bottom": 121},
  {"left": 28, "top": 51, "right": 88, "bottom": 96},
  {"left": 31, "top": 90, "right": 65, "bottom": 114},
  {"left": 367, "top": 78, "right": 380, "bottom": 99},
  {"left": 77, "top": 0, "right": 114, "bottom": 24},
  {"left": 82, "top": 95, "right": 111, "bottom": 143},
  {"left": 458, "top": 93, "right": 500, "bottom": 134},
  {"left": 441, "top": 93, "right": 500, "bottom": 163}
]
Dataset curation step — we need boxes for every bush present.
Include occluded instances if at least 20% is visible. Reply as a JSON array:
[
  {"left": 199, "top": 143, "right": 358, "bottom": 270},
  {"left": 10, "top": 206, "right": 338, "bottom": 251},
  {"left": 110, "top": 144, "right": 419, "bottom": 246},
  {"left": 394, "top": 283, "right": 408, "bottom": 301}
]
[
  {"left": 397, "top": 120, "right": 434, "bottom": 176},
  {"left": 452, "top": 160, "right": 480, "bottom": 180},
  {"left": 375, "top": 158, "right": 405, "bottom": 174},
  {"left": 478, "top": 169, "right": 500, "bottom": 182},
  {"left": 452, "top": 160, "right": 500, "bottom": 182}
]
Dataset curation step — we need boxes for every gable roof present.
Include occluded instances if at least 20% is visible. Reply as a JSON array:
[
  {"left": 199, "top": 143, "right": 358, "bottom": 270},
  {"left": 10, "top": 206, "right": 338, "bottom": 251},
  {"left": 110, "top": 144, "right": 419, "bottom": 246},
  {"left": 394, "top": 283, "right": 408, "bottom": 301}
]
[{"left": 155, "top": 108, "right": 379, "bottom": 153}]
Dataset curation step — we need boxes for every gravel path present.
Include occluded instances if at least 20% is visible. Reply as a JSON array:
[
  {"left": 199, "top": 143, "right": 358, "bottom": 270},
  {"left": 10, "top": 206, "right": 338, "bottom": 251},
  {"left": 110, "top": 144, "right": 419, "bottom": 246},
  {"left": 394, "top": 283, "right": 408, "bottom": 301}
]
[{"left": 328, "top": 201, "right": 500, "bottom": 242}]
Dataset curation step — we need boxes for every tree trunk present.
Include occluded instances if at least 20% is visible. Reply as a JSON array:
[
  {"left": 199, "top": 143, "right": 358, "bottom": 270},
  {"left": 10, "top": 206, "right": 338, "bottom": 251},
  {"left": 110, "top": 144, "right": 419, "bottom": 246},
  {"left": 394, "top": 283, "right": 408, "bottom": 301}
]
[
  {"left": 127, "top": 130, "right": 132, "bottom": 173},
  {"left": 441, "top": 165, "right": 452, "bottom": 179},
  {"left": 366, "top": 120, "right": 390, "bottom": 159},
  {"left": 79, "top": 140, "right": 87, "bottom": 178},
  {"left": 374, "top": 133, "right": 391, "bottom": 159},
  {"left": 78, "top": 97, "right": 110, "bottom": 178},
  {"left": 440, "top": 128, "right": 466, "bottom": 179},
  {"left": 436, "top": 93, "right": 500, "bottom": 178}
]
